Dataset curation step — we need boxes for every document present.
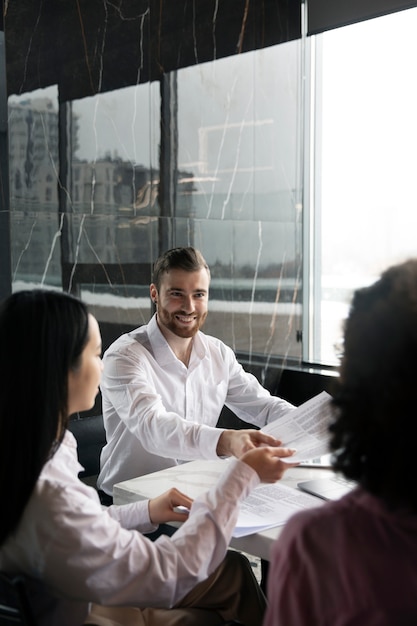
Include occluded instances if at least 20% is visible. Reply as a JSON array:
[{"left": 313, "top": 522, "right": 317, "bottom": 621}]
[
  {"left": 233, "top": 392, "right": 333, "bottom": 537},
  {"left": 262, "top": 390, "right": 333, "bottom": 464},
  {"left": 233, "top": 482, "right": 323, "bottom": 537}
]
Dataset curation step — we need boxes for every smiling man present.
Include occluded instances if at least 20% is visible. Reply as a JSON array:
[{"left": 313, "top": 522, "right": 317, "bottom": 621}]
[
  {"left": 149, "top": 256, "right": 209, "bottom": 361},
  {"left": 97, "top": 247, "right": 295, "bottom": 499}
]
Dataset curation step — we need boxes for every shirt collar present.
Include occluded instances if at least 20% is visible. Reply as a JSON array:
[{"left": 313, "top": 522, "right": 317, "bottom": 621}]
[
  {"left": 147, "top": 313, "right": 207, "bottom": 366},
  {"left": 43, "top": 430, "right": 85, "bottom": 477}
]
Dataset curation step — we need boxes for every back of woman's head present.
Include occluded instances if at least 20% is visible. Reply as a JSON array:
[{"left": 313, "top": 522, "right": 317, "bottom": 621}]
[
  {"left": 0, "top": 289, "right": 89, "bottom": 544},
  {"left": 330, "top": 259, "right": 417, "bottom": 509}
]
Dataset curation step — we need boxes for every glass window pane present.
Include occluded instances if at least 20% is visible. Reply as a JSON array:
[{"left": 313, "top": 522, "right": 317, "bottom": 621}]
[
  {"left": 312, "top": 7, "right": 417, "bottom": 365},
  {"left": 8, "top": 86, "right": 61, "bottom": 290},
  {"left": 176, "top": 43, "right": 303, "bottom": 360},
  {"left": 67, "top": 84, "right": 160, "bottom": 323}
]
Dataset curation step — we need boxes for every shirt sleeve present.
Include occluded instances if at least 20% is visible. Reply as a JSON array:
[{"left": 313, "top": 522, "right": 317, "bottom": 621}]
[
  {"left": 222, "top": 343, "right": 296, "bottom": 426},
  {"left": 106, "top": 499, "right": 157, "bottom": 533},
  {"left": 37, "top": 458, "right": 259, "bottom": 609},
  {"left": 101, "top": 344, "right": 222, "bottom": 460}
]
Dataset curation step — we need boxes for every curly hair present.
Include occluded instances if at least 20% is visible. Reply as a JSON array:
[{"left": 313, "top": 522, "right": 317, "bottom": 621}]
[{"left": 330, "top": 259, "right": 417, "bottom": 511}]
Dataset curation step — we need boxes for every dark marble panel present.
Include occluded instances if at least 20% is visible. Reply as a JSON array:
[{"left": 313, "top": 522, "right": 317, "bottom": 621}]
[{"left": 4, "top": 0, "right": 301, "bottom": 100}]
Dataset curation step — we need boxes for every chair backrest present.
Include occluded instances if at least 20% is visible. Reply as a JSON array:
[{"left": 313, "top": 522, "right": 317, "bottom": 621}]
[
  {"left": 0, "top": 572, "right": 37, "bottom": 626},
  {"left": 68, "top": 414, "right": 106, "bottom": 479}
]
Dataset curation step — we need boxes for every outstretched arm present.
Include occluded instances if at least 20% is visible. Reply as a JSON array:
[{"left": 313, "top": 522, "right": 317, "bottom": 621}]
[{"left": 217, "top": 428, "right": 295, "bottom": 459}]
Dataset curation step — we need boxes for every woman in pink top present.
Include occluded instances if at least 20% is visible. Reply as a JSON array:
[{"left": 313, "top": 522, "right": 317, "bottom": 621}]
[{"left": 265, "top": 259, "right": 417, "bottom": 626}]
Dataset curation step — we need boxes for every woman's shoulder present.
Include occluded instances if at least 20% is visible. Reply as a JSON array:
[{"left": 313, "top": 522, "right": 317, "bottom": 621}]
[{"left": 273, "top": 489, "right": 362, "bottom": 548}]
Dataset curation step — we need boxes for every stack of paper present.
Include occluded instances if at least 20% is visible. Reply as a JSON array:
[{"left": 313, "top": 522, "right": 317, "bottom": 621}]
[
  {"left": 234, "top": 481, "right": 323, "bottom": 537},
  {"left": 233, "top": 391, "right": 333, "bottom": 537},
  {"left": 262, "top": 390, "right": 333, "bottom": 464}
]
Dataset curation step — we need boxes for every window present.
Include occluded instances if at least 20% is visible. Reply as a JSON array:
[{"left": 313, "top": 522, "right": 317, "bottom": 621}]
[
  {"left": 67, "top": 83, "right": 161, "bottom": 325},
  {"left": 175, "top": 43, "right": 303, "bottom": 360},
  {"left": 307, "top": 6, "right": 417, "bottom": 365},
  {"left": 7, "top": 6, "right": 417, "bottom": 370},
  {"left": 8, "top": 86, "right": 61, "bottom": 287}
]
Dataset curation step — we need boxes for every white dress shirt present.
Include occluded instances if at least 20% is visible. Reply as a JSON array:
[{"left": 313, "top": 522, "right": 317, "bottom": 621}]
[
  {"left": 0, "top": 430, "right": 259, "bottom": 626},
  {"left": 98, "top": 314, "right": 294, "bottom": 494}
]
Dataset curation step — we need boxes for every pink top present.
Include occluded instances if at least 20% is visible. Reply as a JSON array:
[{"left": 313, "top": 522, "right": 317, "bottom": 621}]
[{"left": 264, "top": 487, "right": 417, "bottom": 626}]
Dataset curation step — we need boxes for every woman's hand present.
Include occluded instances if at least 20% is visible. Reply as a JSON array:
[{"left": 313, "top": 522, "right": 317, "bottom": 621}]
[
  {"left": 148, "top": 488, "right": 194, "bottom": 525},
  {"left": 240, "top": 446, "right": 298, "bottom": 483}
]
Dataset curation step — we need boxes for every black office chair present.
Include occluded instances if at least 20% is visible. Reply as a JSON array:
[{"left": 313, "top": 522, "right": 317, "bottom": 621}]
[
  {"left": 68, "top": 414, "right": 106, "bottom": 482},
  {"left": 0, "top": 572, "right": 37, "bottom": 625}
]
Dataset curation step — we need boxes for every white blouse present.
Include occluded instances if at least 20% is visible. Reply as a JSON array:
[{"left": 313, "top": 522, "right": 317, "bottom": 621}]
[{"left": 0, "top": 430, "right": 259, "bottom": 626}]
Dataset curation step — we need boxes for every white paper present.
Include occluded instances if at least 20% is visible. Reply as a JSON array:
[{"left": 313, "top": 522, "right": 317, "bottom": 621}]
[
  {"left": 233, "top": 482, "right": 323, "bottom": 537},
  {"left": 262, "top": 390, "right": 333, "bottom": 464}
]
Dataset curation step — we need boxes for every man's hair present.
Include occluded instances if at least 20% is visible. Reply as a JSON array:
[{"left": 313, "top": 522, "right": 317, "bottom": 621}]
[
  {"left": 152, "top": 247, "right": 210, "bottom": 290},
  {"left": 0, "top": 289, "right": 89, "bottom": 545},
  {"left": 330, "top": 258, "right": 417, "bottom": 510}
]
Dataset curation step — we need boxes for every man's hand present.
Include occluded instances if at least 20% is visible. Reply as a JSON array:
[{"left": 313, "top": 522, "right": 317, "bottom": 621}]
[
  {"left": 148, "top": 488, "right": 193, "bottom": 525},
  {"left": 216, "top": 428, "right": 282, "bottom": 458},
  {"left": 240, "top": 446, "right": 298, "bottom": 483}
]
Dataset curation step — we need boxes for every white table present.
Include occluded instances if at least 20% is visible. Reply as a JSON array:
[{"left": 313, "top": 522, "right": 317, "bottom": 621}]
[{"left": 114, "top": 459, "right": 334, "bottom": 561}]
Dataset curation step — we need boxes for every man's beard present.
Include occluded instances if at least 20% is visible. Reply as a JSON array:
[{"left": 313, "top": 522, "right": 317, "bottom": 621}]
[{"left": 157, "top": 307, "right": 208, "bottom": 338}]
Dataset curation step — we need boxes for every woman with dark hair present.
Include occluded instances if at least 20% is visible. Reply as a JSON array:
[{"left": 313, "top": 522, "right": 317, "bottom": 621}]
[
  {"left": 264, "top": 259, "right": 417, "bottom": 626},
  {"left": 0, "top": 289, "right": 296, "bottom": 626}
]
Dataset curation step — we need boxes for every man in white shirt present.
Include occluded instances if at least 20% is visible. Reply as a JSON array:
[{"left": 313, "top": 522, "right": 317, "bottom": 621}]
[{"left": 98, "top": 247, "right": 295, "bottom": 498}]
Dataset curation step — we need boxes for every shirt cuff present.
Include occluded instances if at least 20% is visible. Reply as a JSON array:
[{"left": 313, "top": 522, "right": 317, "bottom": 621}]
[{"left": 197, "top": 425, "right": 226, "bottom": 459}]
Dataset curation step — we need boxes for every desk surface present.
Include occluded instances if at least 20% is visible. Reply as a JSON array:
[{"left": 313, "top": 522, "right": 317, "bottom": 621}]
[{"left": 114, "top": 460, "right": 334, "bottom": 561}]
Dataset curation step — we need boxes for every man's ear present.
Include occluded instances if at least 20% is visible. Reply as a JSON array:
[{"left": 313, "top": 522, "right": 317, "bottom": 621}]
[{"left": 150, "top": 284, "right": 158, "bottom": 303}]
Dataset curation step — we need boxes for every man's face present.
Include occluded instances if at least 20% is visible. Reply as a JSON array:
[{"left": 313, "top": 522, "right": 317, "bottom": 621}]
[{"left": 150, "top": 268, "right": 209, "bottom": 339}]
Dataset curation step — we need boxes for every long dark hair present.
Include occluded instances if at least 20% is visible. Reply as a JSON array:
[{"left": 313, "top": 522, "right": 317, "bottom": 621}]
[
  {"left": 0, "top": 290, "right": 89, "bottom": 545},
  {"left": 330, "top": 259, "right": 417, "bottom": 511}
]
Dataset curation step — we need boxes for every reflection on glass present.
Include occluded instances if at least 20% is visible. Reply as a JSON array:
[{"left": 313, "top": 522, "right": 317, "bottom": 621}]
[
  {"left": 176, "top": 43, "right": 302, "bottom": 360},
  {"left": 174, "top": 218, "right": 302, "bottom": 357},
  {"left": 69, "top": 83, "right": 161, "bottom": 266},
  {"left": 8, "top": 86, "right": 61, "bottom": 288},
  {"left": 7, "top": 41, "right": 303, "bottom": 363}
]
